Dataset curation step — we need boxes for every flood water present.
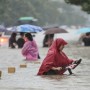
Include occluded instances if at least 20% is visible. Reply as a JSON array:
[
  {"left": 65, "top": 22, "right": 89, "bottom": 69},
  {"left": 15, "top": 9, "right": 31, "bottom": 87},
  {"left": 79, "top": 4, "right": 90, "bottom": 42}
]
[{"left": 0, "top": 45, "right": 90, "bottom": 90}]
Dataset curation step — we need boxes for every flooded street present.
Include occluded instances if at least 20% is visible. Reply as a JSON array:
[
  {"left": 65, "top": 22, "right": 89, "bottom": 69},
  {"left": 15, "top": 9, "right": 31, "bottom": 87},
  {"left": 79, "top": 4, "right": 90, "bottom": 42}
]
[
  {"left": 0, "top": 0, "right": 90, "bottom": 90},
  {"left": 0, "top": 45, "right": 90, "bottom": 90}
]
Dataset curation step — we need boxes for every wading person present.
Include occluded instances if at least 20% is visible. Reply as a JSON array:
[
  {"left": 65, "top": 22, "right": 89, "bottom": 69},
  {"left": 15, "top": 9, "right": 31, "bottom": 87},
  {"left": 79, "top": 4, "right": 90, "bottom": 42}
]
[
  {"left": 17, "top": 32, "right": 25, "bottom": 48},
  {"left": 22, "top": 33, "right": 39, "bottom": 61},
  {"left": 37, "top": 38, "right": 81, "bottom": 75},
  {"left": 9, "top": 32, "right": 17, "bottom": 48},
  {"left": 82, "top": 32, "right": 90, "bottom": 46}
]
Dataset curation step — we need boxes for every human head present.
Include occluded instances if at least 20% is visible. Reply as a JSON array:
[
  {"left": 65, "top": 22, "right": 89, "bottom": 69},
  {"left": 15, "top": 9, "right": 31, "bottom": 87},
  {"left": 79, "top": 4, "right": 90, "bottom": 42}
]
[
  {"left": 24, "top": 33, "right": 33, "bottom": 41},
  {"left": 49, "top": 38, "right": 67, "bottom": 52},
  {"left": 86, "top": 32, "right": 90, "bottom": 36},
  {"left": 20, "top": 32, "right": 24, "bottom": 37},
  {"left": 11, "top": 32, "right": 17, "bottom": 38}
]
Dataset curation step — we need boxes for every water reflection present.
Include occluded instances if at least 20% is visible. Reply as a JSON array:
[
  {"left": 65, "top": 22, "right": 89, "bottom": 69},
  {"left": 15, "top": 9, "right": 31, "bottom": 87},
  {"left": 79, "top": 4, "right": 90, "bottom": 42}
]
[{"left": 41, "top": 75, "right": 68, "bottom": 80}]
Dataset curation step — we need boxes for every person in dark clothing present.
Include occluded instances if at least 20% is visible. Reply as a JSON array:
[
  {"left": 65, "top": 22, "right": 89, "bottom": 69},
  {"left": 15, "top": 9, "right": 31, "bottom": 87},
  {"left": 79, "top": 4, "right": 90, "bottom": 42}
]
[
  {"left": 82, "top": 32, "right": 90, "bottom": 46},
  {"left": 0, "top": 33, "right": 2, "bottom": 37},
  {"left": 9, "top": 32, "right": 17, "bottom": 48},
  {"left": 17, "top": 32, "right": 25, "bottom": 48},
  {"left": 43, "top": 34, "right": 54, "bottom": 47}
]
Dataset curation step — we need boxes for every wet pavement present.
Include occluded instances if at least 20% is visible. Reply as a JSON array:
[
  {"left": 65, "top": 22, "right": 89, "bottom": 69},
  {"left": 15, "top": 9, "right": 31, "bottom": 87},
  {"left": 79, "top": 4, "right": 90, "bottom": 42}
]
[{"left": 0, "top": 45, "right": 90, "bottom": 90}]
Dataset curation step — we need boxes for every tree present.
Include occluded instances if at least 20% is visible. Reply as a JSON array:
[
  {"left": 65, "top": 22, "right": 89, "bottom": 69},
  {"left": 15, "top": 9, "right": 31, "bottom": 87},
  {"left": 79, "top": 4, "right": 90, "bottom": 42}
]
[{"left": 65, "top": 0, "right": 90, "bottom": 14}]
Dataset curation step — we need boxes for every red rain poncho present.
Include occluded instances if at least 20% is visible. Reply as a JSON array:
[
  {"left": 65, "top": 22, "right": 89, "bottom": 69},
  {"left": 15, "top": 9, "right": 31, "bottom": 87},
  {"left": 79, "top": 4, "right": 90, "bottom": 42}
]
[{"left": 37, "top": 38, "right": 74, "bottom": 75}]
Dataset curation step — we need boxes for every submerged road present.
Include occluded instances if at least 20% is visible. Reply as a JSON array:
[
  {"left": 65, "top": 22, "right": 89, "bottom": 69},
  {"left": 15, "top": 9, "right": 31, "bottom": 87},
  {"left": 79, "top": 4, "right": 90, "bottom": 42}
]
[{"left": 0, "top": 46, "right": 90, "bottom": 90}]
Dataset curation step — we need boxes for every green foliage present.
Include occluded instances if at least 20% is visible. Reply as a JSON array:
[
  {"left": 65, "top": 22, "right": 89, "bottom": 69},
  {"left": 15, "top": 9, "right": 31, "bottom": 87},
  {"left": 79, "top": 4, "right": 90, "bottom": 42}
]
[
  {"left": 65, "top": 0, "right": 90, "bottom": 13},
  {"left": 65, "top": 0, "right": 86, "bottom": 5}
]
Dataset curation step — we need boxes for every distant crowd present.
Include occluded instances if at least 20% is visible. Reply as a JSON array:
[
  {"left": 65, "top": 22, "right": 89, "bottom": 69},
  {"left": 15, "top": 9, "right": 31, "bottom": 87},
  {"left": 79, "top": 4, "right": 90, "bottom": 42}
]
[
  {"left": 9, "top": 32, "right": 40, "bottom": 61},
  {"left": 7, "top": 31, "right": 89, "bottom": 75},
  {"left": 9, "top": 32, "right": 24, "bottom": 48}
]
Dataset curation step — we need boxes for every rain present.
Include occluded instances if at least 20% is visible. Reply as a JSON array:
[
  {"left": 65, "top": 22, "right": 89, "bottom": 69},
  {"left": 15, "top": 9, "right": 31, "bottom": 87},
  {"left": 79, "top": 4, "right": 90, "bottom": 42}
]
[{"left": 0, "top": 0, "right": 90, "bottom": 90}]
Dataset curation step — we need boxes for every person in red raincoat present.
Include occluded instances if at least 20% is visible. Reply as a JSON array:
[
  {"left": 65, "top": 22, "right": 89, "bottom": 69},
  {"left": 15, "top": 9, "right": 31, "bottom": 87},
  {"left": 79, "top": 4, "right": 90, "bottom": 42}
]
[{"left": 37, "top": 38, "right": 81, "bottom": 75}]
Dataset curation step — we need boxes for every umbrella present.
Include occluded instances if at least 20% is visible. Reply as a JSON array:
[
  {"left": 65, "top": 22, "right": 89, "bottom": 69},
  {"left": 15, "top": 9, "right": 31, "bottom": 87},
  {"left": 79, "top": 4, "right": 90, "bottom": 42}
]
[
  {"left": 44, "top": 27, "right": 68, "bottom": 34},
  {"left": 76, "top": 27, "right": 90, "bottom": 34},
  {"left": 11, "top": 24, "right": 43, "bottom": 33},
  {"left": 19, "top": 17, "right": 38, "bottom": 22}
]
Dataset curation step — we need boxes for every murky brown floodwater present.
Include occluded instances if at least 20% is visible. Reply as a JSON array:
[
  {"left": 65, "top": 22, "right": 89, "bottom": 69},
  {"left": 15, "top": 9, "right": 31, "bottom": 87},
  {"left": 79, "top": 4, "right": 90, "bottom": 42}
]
[{"left": 0, "top": 45, "right": 90, "bottom": 90}]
